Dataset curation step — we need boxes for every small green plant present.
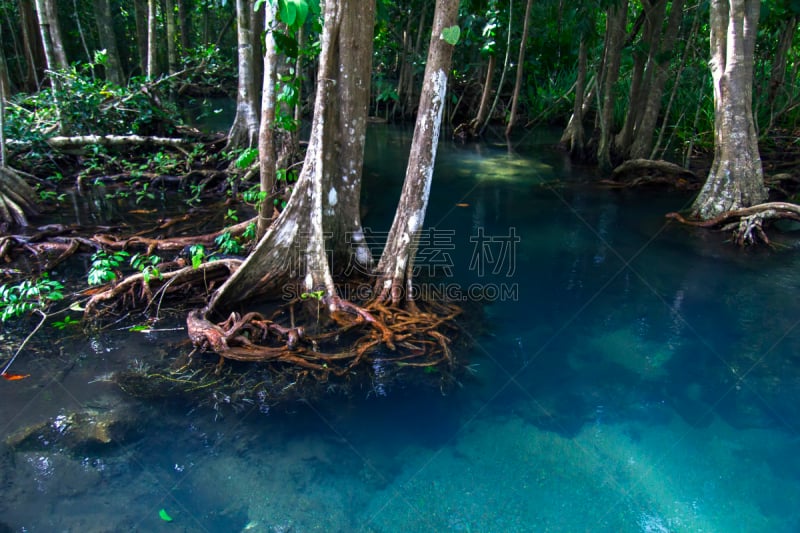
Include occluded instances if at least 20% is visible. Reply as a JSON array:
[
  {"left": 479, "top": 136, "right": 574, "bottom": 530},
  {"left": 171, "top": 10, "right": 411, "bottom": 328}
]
[
  {"left": 234, "top": 147, "right": 258, "bottom": 169},
  {"left": 214, "top": 231, "right": 243, "bottom": 255},
  {"left": 242, "top": 222, "right": 257, "bottom": 241},
  {"left": 53, "top": 315, "right": 79, "bottom": 330},
  {"left": 88, "top": 250, "right": 130, "bottom": 285},
  {"left": 37, "top": 188, "right": 66, "bottom": 203},
  {"left": 189, "top": 244, "right": 206, "bottom": 269},
  {"left": 0, "top": 275, "right": 64, "bottom": 322},
  {"left": 301, "top": 289, "right": 325, "bottom": 325},
  {"left": 130, "top": 253, "right": 162, "bottom": 283},
  {"left": 301, "top": 290, "right": 324, "bottom": 301},
  {"left": 242, "top": 185, "right": 268, "bottom": 210},
  {"left": 225, "top": 208, "right": 239, "bottom": 223},
  {"left": 135, "top": 182, "right": 156, "bottom": 204}
]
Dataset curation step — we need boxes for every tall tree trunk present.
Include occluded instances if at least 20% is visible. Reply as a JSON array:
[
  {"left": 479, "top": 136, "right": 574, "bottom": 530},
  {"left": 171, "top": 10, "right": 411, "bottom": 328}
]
[
  {"left": 34, "top": 0, "right": 68, "bottom": 71},
  {"left": 482, "top": 0, "right": 513, "bottom": 134},
  {"left": 614, "top": 0, "right": 665, "bottom": 158},
  {"left": 559, "top": 37, "right": 588, "bottom": 159},
  {"left": 133, "top": 0, "right": 148, "bottom": 75},
  {"left": 164, "top": 0, "right": 178, "bottom": 74},
  {"left": 210, "top": 0, "right": 375, "bottom": 312},
  {"left": 373, "top": 0, "right": 459, "bottom": 306},
  {"left": 468, "top": 54, "right": 495, "bottom": 136},
  {"left": 146, "top": 0, "right": 158, "bottom": 79},
  {"left": 256, "top": 0, "right": 278, "bottom": 239},
  {"left": 226, "top": 0, "right": 259, "bottom": 149},
  {"left": 505, "top": 0, "right": 533, "bottom": 136},
  {"left": 691, "top": 0, "right": 765, "bottom": 219},
  {"left": 178, "top": 0, "right": 192, "bottom": 53},
  {"left": 629, "top": 0, "right": 685, "bottom": 159},
  {"left": 94, "top": 0, "right": 125, "bottom": 85},
  {"left": 597, "top": 0, "right": 628, "bottom": 171},
  {"left": 19, "top": 0, "right": 45, "bottom": 90}
]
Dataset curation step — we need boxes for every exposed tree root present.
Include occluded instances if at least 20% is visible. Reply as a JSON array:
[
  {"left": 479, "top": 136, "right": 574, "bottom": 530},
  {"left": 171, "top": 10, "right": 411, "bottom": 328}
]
[
  {"left": 602, "top": 159, "right": 700, "bottom": 189},
  {"left": 183, "top": 295, "right": 463, "bottom": 383},
  {"left": 84, "top": 259, "right": 242, "bottom": 316},
  {"left": 666, "top": 201, "right": 800, "bottom": 245}
]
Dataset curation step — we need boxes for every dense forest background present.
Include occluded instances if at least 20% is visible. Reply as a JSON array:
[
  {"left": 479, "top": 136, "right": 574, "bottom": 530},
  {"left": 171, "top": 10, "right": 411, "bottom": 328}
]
[{"left": 1, "top": 0, "right": 798, "bottom": 162}]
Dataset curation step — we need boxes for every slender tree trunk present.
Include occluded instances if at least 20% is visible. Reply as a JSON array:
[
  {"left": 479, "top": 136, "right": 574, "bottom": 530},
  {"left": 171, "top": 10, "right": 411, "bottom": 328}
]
[
  {"left": 178, "top": 0, "right": 191, "bottom": 53},
  {"left": 560, "top": 37, "right": 587, "bottom": 159},
  {"left": 505, "top": 0, "right": 533, "bottom": 136},
  {"left": 94, "top": 0, "right": 125, "bottom": 85},
  {"left": 34, "top": 0, "right": 68, "bottom": 71},
  {"left": 146, "top": 0, "right": 158, "bottom": 79},
  {"left": 133, "top": 0, "right": 148, "bottom": 75},
  {"left": 691, "top": 0, "right": 765, "bottom": 219},
  {"left": 19, "top": 0, "right": 44, "bottom": 90},
  {"left": 374, "top": 0, "right": 459, "bottom": 306},
  {"left": 226, "top": 0, "right": 259, "bottom": 149},
  {"left": 614, "top": 0, "right": 665, "bottom": 158},
  {"left": 597, "top": 0, "right": 628, "bottom": 170},
  {"left": 73, "top": 0, "right": 92, "bottom": 65},
  {"left": 165, "top": 0, "right": 178, "bottom": 74},
  {"left": 482, "top": 0, "right": 513, "bottom": 135},
  {"left": 629, "top": 0, "right": 685, "bottom": 159},
  {"left": 469, "top": 54, "right": 495, "bottom": 136},
  {"left": 256, "top": 0, "right": 278, "bottom": 239}
]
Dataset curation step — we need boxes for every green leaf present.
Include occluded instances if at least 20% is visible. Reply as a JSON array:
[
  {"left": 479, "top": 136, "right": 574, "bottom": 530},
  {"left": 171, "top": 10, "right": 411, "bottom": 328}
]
[
  {"left": 441, "top": 25, "right": 460, "bottom": 45},
  {"left": 158, "top": 508, "right": 173, "bottom": 522},
  {"left": 235, "top": 147, "right": 258, "bottom": 169},
  {"left": 279, "top": 0, "right": 297, "bottom": 26}
]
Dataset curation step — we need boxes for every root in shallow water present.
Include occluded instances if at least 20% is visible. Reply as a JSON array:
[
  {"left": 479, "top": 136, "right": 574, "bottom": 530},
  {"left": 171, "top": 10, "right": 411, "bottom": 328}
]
[{"left": 185, "top": 298, "right": 463, "bottom": 380}]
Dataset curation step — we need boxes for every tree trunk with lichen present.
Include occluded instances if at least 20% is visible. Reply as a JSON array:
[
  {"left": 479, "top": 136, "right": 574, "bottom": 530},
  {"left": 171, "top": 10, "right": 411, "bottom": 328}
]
[
  {"left": 691, "top": 0, "right": 765, "bottom": 220},
  {"left": 227, "top": 0, "right": 259, "bottom": 149},
  {"left": 209, "top": 0, "right": 374, "bottom": 313},
  {"left": 373, "top": 0, "right": 458, "bottom": 306}
]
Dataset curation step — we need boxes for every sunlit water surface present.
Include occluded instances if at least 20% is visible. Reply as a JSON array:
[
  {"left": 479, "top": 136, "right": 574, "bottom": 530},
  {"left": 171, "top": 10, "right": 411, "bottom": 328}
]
[{"left": 2, "top": 125, "right": 800, "bottom": 532}]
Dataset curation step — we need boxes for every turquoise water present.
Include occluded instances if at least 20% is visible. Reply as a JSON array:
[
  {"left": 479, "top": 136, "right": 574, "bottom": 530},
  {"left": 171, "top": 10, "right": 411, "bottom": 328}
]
[{"left": 2, "top": 125, "right": 800, "bottom": 531}]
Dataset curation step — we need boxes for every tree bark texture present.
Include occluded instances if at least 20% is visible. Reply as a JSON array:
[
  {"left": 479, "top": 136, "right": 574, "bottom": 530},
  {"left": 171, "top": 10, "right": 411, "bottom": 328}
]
[
  {"left": 374, "top": 0, "right": 458, "bottom": 305},
  {"left": 146, "top": 0, "right": 158, "bottom": 79},
  {"left": 227, "top": 0, "right": 259, "bottom": 149},
  {"left": 19, "top": 0, "right": 45, "bottom": 90},
  {"left": 256, "top": 0, "right": 279, "bottom": 239},
  {"left": 597, "top": 0, "right": 628, "bottom": 171},
  {"left": 559, "top": 38, "right": 587, "bottom": 159},
  {"left": 691, "top": 0, "right": 766, "bottom": 219},
  {"left": 93, "top": 0, "right": 125, "bottom": 85},
  {"left": 505, "top": 0, "right": 533, "bottom": 136},
  {"left": 210, "top": 0, "right": 374, "bottom": 312}
]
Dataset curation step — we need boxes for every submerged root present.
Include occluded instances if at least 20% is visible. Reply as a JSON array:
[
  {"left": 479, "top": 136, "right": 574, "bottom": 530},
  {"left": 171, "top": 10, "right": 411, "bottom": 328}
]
[
  {"left": 185, "top": 298, "right": 464, "bottom": 383},
  {"left": 666, "top": 201, "right": 800, "bottom": 246}
]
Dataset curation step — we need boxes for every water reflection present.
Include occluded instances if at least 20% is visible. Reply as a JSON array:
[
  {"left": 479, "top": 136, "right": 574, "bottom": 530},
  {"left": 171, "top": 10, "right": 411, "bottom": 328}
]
[{"left": 2, "top": 125, "right": 800, "bottom": 531}]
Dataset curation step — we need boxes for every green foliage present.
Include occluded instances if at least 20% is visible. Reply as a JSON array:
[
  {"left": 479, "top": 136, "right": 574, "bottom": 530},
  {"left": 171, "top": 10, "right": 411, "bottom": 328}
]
[
  {"left": 243, "top": 185, "right": 268, "bottom": 208},
  {"left": 88, "top": 250, "right": 130, "bottom": 286},
  {"left": 300, "top": 290, "right": 324, "bottom": 301},
  {"left": 0, "top": 275, "right": 64, "bottom": 322},
  {"left": 53, "top": 315, "right": 80, "bottom": 330},
  {"left": 242, "top": 222, "right": 257, "bottom": 241},
  {"left": 130, "top": 253, "right": 162, "bottom": 283},
  {"left": 189, "top": 244, "right": 206, "bottom": 269},
  {"left": 234, "top": 147, "right": 259, "bottom": 169},
  {"left": 214, "top": 232, "right": 244, "bottom": 255},
  {"left": 441, "top": 26, "right": 461, "bottom": 46}
]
